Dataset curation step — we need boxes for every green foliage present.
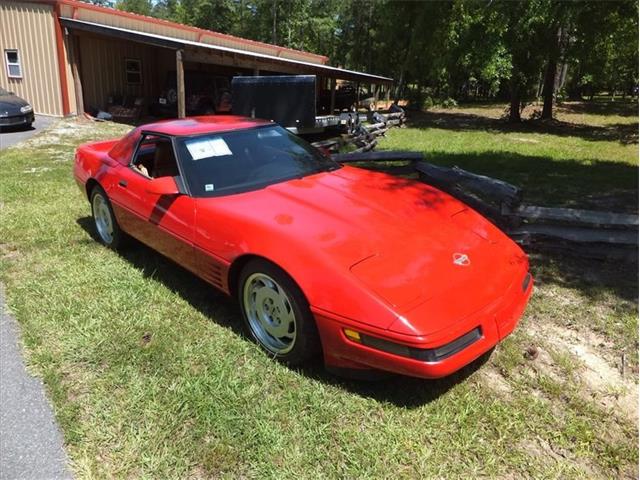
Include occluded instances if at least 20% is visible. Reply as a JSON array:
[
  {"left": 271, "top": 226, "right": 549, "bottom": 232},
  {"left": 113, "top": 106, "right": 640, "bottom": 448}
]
[
  {"left": 441, "top": 97, "right": 457, "bottom": 109},
  {"left": 422, "top": 96, "right": 434, "bottom": 110},
  {"left": 111, "top": 0, "right": 638, "bottom": 115},
  {"left": 115, "top": 0, "right": 152, "bottom": 16}
]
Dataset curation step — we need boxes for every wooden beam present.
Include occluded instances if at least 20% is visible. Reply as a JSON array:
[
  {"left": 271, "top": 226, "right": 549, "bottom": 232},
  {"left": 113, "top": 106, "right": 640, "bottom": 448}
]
[
  {"left": 514, "top": 205, "right": 639, "bottom": 228},
  {"left": 329, "top": 77, "right": 336, "bottom": 113},
  {"left": 509, "top": 224, "right": 638, "bottom": 245},
  {"left": 415, "top": 161, "right": 522, "bottom": 207},
  {"left": 176, "top": 49, "right": 186, "bottom": 118},
  {"left": 373, "top": 83, "right": 378, "bottom": 110},
  {"left": 184, "top": 49, "right": 301, "bottom": 75},
  {"left": 332, "top": 151, "right": 423, "bottom": 163},
  {"left": 69, "top": 34, "right": 84, "bottom": 115}
]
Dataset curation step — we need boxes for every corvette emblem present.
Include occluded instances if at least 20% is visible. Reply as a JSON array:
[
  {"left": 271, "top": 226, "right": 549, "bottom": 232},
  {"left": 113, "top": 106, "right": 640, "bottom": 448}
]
[{"left": 453, "top": 253, "right": 470, "bottom": 266}]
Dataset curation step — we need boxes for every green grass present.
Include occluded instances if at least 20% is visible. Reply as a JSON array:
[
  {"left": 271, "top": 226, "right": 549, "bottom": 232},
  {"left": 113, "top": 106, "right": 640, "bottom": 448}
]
[
  {"left": 0, "top": 105, "right": 638, "bottom": 478},
  {"left": 382, "top": 101, "right": 638, "bottom": 210}
]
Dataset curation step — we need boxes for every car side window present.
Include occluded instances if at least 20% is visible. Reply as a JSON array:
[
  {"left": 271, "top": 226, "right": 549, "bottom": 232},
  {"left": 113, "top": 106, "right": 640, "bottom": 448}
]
[{"left": 131, "top": 135, "right": 180, "bottom": 179}]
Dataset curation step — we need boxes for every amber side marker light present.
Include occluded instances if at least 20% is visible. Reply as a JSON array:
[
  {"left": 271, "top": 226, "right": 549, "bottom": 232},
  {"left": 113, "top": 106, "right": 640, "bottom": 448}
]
[
  {"left": 342, "top": 327, "right": 482, "bottom": 362},
  {"left": 343, "top": 329, "right": 361, "bottom": 342}
]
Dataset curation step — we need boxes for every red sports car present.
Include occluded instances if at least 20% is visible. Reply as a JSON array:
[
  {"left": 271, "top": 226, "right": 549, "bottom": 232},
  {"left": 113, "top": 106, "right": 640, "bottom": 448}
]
[{"left": 74, "top": 116, "right": 533, "bottom": 379}]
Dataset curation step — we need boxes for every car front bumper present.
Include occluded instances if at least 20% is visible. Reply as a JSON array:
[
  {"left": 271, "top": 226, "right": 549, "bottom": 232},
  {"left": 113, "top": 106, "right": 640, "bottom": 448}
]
[
  {"left": 0, "top": 112, "right": 34, "bottom": 127},
  {"left": 313, "top": 272, "right": 533, "bottom": 379}
]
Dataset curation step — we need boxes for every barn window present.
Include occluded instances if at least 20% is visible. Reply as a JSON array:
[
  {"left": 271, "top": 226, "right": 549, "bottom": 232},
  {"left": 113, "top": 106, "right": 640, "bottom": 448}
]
[
  {"left": 125, "top": 58, "right": 142, "bottom": 85},
  {"left": 4, "top": 50, "right": 22, "bottom": 78}
]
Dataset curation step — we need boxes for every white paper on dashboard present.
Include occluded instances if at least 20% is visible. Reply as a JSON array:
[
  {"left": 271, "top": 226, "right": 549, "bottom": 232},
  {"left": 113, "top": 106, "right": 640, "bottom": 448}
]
[{"left": 186, "top": 137, "right": 232, "bottom": 160}]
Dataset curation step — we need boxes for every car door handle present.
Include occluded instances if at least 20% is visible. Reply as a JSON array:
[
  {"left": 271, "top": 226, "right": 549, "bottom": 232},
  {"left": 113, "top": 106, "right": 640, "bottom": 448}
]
[{"left": 118, "top": 180, "right": 128, "bottom": 188}]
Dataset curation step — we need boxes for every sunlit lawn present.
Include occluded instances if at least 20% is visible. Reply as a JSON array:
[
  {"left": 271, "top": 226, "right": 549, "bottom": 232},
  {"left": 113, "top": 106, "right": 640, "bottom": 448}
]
[{"left": 0, "top": 103, "right": 637, "bottom": 478}]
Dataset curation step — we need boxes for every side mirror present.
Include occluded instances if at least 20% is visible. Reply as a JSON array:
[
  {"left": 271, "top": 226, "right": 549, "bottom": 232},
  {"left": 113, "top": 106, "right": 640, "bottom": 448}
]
[{"left": 145, "top": 176, "right": 180, "bottom": 196}]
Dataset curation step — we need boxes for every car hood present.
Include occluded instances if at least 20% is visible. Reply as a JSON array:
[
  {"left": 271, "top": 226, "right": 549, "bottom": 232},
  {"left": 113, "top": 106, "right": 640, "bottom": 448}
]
[
  {"left": 249, "top": 166, "right": 522, "bottom": 317},
  {"left": 0, "top": 94, "right": 29, "bottom": 114}
]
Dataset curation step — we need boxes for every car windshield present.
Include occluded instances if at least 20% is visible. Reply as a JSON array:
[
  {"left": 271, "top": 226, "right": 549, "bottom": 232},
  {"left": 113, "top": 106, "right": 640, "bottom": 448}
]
[{"left": 175, "top": 125, "right": 340, "bottom": 197}]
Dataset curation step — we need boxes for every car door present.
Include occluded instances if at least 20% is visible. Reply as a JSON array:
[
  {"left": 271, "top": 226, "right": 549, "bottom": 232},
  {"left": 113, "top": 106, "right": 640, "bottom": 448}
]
[{"left": 111, "top": 133, "right": 198, "bottom": 271}]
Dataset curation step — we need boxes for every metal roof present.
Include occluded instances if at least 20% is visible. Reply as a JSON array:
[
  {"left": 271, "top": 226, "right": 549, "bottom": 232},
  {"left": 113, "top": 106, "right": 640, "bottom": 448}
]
[{"left": 61, "top": 18, "right": 394, "bottom": 84}]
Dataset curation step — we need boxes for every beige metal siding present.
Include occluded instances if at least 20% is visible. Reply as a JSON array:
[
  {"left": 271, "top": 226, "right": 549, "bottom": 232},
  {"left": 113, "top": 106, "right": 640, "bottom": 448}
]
[
  {"left": 0, "top": 0, "right": 63, "bottom": 115},
  {"left": 78, "top": 33, "right": 172, "bottom": 113}
]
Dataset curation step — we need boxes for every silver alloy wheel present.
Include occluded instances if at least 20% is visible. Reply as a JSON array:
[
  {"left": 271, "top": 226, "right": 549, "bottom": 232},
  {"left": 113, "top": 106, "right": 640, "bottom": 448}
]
[
  {"left": 92, "top": 193, "right": 114, "bottom": 245},
  {"left": 243, "top": 273, "right": 297, "bottom": 354}
]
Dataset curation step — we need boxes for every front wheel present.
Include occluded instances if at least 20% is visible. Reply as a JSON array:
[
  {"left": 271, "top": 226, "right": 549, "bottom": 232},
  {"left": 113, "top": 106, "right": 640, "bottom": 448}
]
[
  {"left": 90, "top": 186, "right": 126, "bottom": 249},
  {"left": 238, "top": 259, "right": 321, "bottom": 365}
]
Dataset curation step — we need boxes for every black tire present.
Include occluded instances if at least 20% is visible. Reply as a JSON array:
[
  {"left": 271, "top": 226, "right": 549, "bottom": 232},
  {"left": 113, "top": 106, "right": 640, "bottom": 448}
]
[
  {"left": 238, "top": 258, "right": 321, "bottom": 365},
  {"left": 90, "top": 185, "right": 126, "bottom": 250}
]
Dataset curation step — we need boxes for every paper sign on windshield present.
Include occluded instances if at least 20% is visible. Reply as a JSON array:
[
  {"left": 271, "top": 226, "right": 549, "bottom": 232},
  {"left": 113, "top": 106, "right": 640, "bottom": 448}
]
[{"left": 186, "top": 137, "right": 232, "bottom": 160}]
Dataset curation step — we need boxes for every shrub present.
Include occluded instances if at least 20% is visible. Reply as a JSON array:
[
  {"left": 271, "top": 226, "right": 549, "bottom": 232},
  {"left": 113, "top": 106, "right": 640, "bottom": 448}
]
[
  {"left": 441, "top": 97, "right": 458, "bottom": 109},
  {"left": 422, "top": 97, "right": 434, "bottom": 110}
]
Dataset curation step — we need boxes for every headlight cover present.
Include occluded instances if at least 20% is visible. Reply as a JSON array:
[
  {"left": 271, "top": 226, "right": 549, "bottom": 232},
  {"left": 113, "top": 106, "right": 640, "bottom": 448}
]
[
  {"left": 20, "top": 104, "right": 32, "bottom": 113},
  {"left": 0, "top": 111, "right": 8, "bottom": 118}
]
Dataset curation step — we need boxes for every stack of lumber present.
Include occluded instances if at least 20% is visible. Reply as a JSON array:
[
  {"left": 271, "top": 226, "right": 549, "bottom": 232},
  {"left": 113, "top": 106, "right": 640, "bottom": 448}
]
[
  {"left": 379, "top": 111, "right": 406, "bottom": 127},
  {"left": 332, "top": 150, "right": 639, "bottom": 259},
  {"left": 310, "top": 111, "right": 401, "bottom": 153}
]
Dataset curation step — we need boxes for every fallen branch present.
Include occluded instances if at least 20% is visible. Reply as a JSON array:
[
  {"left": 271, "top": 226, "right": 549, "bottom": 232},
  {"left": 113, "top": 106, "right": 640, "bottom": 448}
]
[
  {"left": 415, "top": 161, "right": 522, "bottom": 208},
  {"left": 513, "top": 205, "right": 638, "bottom": 229},
  {"left": 508, "top": 224, "right": 638, "bottom": 245},
  {"left": 332, "top": 150, "right": 423, "bottom": 163}
]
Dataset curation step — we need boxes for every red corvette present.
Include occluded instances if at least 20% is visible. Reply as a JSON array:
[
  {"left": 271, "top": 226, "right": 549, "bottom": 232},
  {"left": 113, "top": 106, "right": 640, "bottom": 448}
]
[{"left": 74, "top": 116, "right": 532, "bottom": 379}]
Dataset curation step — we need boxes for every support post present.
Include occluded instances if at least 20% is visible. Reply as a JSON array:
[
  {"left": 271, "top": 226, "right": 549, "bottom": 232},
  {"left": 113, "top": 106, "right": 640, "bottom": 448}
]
[
  {"left": 385, "top": 85, "right": 390, "bottom": 109},
  {"left": 373, "top": 83, "right": 378, "bottom": 110},
  {"left": 176, "top": 49, "right": 186, "bottom": 119},
  {"left": 329, "top": 77, "right": 336, "bottom": 114},
  {"left": 69, "top": 33, "right": 84, "bottom": 116}
]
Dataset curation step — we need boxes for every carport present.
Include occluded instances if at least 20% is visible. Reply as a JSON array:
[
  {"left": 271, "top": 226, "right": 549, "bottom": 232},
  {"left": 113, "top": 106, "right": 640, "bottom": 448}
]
[{"left": 60, "top": 18, "right": 394, "bottom": 119}]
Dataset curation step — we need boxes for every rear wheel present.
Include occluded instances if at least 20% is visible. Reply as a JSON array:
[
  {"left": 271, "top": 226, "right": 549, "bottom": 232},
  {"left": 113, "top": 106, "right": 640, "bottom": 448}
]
[
  {"left": 90, "top": 186, "right": 125, "bottom": 249},
  {"left": 238, "top": 259, "right": 321, "bottom": 365}
]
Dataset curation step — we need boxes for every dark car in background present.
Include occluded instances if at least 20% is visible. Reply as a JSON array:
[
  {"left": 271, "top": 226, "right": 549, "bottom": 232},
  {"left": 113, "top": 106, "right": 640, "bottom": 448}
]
[
  {"left": 0, "top": 87, "right": 34, "bottom": 130},
  {"left": 150, "top": 71, "right": 231, "bottom": 117}
]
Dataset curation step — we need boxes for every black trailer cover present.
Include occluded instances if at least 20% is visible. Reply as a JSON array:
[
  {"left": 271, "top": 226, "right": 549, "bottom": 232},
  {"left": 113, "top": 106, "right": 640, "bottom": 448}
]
[{"left": 231, "top": 75, "right": 316, "bottom": 128}]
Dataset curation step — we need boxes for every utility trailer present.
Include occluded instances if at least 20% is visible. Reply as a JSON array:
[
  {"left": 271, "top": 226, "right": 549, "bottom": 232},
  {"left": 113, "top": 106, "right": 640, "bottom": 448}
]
[
  {"left": 231, "top": 75, "right": 368, "bottom": 136},
  {"left": 231, "top": 74, "right": 405, "bottom": 153}
]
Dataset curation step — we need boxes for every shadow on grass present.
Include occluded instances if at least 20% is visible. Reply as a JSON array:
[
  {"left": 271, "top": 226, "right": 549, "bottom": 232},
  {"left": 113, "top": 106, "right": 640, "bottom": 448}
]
[
  {"left": 408, "top": 110, "right": 638, "bottom": 144},
  {"left": 529, "top": 250, "right": 638, "bottom": 306},
  {"left": 299, "top": 349, "right": 492, "bottom": 408},
  {"left": 77, "top": 216, "right": 491, "bottom": 408},
  {"left": 559, "top": 100, "right": 639, "bottom": 118},
  {"left": 366, "top": 150, "right": 638, "bottom": 212}
]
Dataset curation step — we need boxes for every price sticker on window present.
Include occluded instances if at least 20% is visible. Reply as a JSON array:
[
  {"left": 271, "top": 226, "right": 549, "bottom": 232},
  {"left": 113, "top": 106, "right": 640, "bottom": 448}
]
[{"left": 186, "top": 137, "right": 232, "bottom": 160}]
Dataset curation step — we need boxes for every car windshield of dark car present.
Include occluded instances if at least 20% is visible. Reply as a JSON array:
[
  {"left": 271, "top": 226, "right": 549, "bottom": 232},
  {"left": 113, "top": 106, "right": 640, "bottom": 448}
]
[{"left": 175, "top": 125, "right": 340, "bottom": 197}]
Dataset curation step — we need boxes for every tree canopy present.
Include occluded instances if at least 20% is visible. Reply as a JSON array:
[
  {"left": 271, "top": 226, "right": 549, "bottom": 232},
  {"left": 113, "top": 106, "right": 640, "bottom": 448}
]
[{"left": 90, "top": 0, "right": 638, "bottom": 121}]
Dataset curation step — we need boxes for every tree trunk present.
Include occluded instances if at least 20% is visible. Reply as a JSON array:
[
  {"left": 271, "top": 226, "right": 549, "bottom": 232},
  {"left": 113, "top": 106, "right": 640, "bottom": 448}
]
[
  {"left": 541, "top": 56, "right": 557, "bottom": 120},
  {"left": 271, "top": 0, "right": 277, "bottom": 44},
  {"left": 509, "top": 82, "right": 521, "bottom": 123},
  {"left": 394, "top": 69, "right": 404, "bottom": 102}
]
